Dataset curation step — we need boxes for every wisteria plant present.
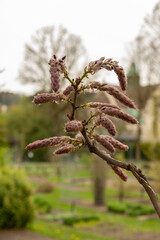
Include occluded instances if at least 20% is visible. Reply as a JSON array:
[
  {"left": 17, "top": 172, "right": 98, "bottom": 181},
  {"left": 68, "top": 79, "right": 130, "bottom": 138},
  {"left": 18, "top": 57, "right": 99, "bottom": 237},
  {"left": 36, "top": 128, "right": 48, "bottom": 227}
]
[{"left": 26, "top": 55, "right": 160, "bottom": 217}]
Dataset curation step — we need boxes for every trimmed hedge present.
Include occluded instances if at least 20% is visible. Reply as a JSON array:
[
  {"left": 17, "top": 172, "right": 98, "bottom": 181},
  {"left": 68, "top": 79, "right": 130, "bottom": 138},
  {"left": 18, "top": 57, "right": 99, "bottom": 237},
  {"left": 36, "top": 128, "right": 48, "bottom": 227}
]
[{"left": 108, "top": 200, "right": 155, "bottom": 216}]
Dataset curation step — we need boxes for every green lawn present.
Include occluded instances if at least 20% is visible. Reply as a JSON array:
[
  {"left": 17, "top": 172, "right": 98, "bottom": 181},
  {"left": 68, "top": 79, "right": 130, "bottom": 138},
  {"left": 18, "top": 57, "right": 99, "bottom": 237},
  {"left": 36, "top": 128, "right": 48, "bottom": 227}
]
[{"left": 23, "top": 162, "right": 160, "bottom": 240}]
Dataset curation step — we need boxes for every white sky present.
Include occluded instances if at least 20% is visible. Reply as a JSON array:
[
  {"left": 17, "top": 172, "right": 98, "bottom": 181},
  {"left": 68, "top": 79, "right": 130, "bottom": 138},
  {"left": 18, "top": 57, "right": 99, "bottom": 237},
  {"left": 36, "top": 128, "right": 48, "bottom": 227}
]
[{"left": 0, "top": 0, "right": 158, "bottom": 95}]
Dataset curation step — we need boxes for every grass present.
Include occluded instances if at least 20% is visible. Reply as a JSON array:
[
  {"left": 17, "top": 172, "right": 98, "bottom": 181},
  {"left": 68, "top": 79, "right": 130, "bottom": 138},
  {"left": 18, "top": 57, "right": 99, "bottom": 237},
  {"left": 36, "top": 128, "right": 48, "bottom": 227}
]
[
  {"left": 23, "top": 162, "right": 160, "bottom": 240},
  {"left": 33, "top": 189, "right": 160, "bottom": 232},
  {"left": 28, "top": 219, "right": 118, "bottom": 240}
]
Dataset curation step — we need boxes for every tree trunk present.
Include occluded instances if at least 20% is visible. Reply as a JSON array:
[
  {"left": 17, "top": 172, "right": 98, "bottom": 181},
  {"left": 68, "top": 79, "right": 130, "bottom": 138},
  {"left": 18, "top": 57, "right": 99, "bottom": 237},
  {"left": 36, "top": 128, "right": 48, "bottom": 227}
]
[
  {"left": 136, "top": 109, "right": 142, "bottom": 161},
  {"left": 92, "top": 155, "right": 106, "bottom": 206}
]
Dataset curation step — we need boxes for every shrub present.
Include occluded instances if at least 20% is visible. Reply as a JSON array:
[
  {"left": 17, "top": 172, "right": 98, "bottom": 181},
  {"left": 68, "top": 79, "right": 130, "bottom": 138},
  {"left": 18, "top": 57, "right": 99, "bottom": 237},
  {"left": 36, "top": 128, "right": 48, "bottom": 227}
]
[
  {"left": 107, "top": 200, "right": 155, "bottom": 216},
  {"left": 36, "top": 181, "right": 54, "bottom": 194},
  {"left": 0, "top": 166, "right": 34, "bottom": 229},
  {"left": 154, "top": 142, "right": 160, "bottom": 161},
  {"left": 34, "top": 196, "right": 52, "bottom": 213},
  {"left": 63, "top": 215, "right": 99, "bottom": 226},
  {"left": 107, "top": 201, "right": 126, "bottom": 214},
  {"left": 140, "top": 142, "right": 154, "bottom": 161}
]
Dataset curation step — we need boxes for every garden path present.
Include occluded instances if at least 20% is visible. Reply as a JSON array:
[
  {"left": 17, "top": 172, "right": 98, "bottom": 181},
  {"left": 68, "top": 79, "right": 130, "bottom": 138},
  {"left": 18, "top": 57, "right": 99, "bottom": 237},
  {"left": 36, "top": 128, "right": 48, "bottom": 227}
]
[{"left": 0, "top": 230, "right": 57, "bottom": 240}]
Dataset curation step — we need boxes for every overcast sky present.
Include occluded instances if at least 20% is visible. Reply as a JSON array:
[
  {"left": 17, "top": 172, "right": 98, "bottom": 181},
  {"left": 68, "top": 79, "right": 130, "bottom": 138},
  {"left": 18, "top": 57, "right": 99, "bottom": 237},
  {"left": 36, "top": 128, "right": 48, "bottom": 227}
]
[{"left": 0, "top": 0, "right": 158, "bottom": 95}]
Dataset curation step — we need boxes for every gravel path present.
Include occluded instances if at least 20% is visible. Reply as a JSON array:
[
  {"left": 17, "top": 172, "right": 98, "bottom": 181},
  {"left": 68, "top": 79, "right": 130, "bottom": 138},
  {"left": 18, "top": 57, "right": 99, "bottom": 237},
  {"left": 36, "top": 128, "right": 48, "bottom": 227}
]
[{"left": 0, "top": 230, "right": 57, "bottom": 240}]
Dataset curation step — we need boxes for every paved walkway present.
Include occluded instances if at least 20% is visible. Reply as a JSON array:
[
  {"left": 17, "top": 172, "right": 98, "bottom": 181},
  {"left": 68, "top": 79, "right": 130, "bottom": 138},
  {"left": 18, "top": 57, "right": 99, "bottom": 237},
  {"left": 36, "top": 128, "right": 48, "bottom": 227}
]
[{"left": 0, "top": 230, "right": 57, "bottom": 240}]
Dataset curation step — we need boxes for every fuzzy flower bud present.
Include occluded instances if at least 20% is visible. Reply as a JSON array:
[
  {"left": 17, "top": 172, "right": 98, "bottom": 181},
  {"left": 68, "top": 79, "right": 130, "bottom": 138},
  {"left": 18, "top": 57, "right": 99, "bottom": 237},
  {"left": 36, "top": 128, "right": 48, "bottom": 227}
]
[
  {"left": 63, "top": 85, "right": 74, "bottom": 96},
  {"left": 112, "top": 62, "right": 127, "bottom": 91},
  {"left": 33, "top": 93, "right": 63, "bottom": 104},
  {"left": 88, "top": 57, "right": 127, "bottom": 91},
  {"left": 75, "top": 133, "right": 85, "bottom": 144},
  {"left": 99, "top": 85, "right": 136, "bottom": 109},
  {"left": 109, "top": 164, "right": 128, "bottom": 181},
  {"left": 65, "top": 120, "right": 83, "bottom": 132},
  {"left": 48, "top": 55, "right": 67, "bottom": 92},
  {"left": 95, "top": 116, "right": 116, "bottom": 136},
  {"left": 54, "top": 144, "right": 75, "bottom": 155},
  {"left": 106, "top": 136, "right": 129, "bottom": 151},
  {"left": 88, "top": 102, "right": 120, "bottom": 110},
  {"left": 26, "top": 136, "right": 70, "bottom": 151},
  {"left": 89, "top": 81, "right": 101, "bottom": 89},
  {"left": 88, "top": 57, "right": 105, "bottom": 74},
  {"left": 100, "top": 107, "right": 138, "bottom": 124},
  {"left": 93, "top": 134, "right": 115, "bottom": 153}
]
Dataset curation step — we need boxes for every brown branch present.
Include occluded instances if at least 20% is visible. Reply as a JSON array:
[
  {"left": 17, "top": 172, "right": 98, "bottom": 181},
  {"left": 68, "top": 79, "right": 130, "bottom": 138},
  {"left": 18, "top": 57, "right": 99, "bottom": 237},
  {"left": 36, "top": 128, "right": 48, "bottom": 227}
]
[
  {"left": 69, "top": 79, "right": 81, "bottom": 121},
  {"left": 81, "top": 127, "right": 160, "bottom": 218}
]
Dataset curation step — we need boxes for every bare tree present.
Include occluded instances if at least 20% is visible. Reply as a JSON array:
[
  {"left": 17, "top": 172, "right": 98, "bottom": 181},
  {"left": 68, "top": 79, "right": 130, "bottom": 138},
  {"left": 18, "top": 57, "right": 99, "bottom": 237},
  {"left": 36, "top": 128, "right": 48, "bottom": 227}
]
[
  {"left": 18, "top": 25, "right": 87, "bottom": 92},
  {"left": 126, "top": 1, "right": 160, "bottom": 161},
  {"left": 139, "top": 1, "right": 160, "bottom": 84},
  {"left": 92, "top": 155, "right": 106, "bottom": 206}
]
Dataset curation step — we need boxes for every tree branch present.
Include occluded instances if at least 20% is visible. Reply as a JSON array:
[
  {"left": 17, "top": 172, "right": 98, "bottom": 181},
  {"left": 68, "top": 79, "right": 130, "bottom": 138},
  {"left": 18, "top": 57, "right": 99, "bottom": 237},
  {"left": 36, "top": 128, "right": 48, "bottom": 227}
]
[{"left": 81, "top": 126, "right": 160, "bottom": 218}]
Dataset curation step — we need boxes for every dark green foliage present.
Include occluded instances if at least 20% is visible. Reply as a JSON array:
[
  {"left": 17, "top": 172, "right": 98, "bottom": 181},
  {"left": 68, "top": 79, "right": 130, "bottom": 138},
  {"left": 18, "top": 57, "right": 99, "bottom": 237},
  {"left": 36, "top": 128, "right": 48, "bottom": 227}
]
[
  {"left": 5, "top": 95, "right": 70, "bottom": 162},
  {"left": 154, "top": 142, "right": 160, "bottom": 161},
  {"left": 108, "top": 201, "right": 126, "bottom": 214},
  {"left": 140, "top": 142, "right": 154, "bottom": 161},
  {"left": 34, "top": 196, "right": 52, "bottom": 213},
  {"left": 125, "top": 141, "right": 160, "bottom": 161},
  {"left": 0, "top": 166, "right": 34, "bottom": 229},
  {"left": 63, "top": 215, "right": 99, "bottom": 226},
  {"left": 108, "top": 200, "right": 155, "bottom": 216}
]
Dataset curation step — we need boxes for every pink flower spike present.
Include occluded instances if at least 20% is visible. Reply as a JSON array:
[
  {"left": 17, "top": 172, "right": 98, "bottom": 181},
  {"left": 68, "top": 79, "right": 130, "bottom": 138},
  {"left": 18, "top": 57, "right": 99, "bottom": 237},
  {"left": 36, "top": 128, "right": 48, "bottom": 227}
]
[{"left": 54, "top": 144, "right": 75, "bottom": 155}]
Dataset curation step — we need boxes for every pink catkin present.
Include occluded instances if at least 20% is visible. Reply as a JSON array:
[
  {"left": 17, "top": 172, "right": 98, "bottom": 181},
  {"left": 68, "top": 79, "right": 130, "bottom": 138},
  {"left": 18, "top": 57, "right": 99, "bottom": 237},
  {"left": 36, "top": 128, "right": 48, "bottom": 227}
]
[
  {"left": 87, "top": 57, "right": 127, "bottom": 91},
  {"left": 95, "top": 116, "right": 116, "bottom": 136},
  {"left": 48, "top": 55, "right": 67, "bottom": 92},
  {"left": 63, "top": 85, "right": 74, "bottom": 96},
  {"left": 54, "top": 144, "right": 75, "bottom": 155},
  {"left": 89, "top": 81, "right": 102, "bottom": 89},
  {"left": 88, "top": 102, "right": 120, "bottom": 110},
  {"left": 100, "top": 107, "right": 138, "bottom": 124},
  {"left": 75, "top": 133, "right": 85, "bottom": 144},
  {"left": 26, "top": 136, "right": 69, "bottom": 151},
  {"left": 33, "top": 93, "right": 63, "bottom": 104},
  {"left": 106, "top": 136, "right": 129, "bottom": 151},
  {"left": 65, "top": 120, "right": 83, "bottom": 132},
  {"left": 88, "top": 57, "right": 105, "bottom": 74},
  {"left": 113, "top": 64, "right": 127, "bottom": 91},
  {"left": 109, "top": 164, "right": 128, "bottom": 182},
  {"left": 99, "top": 86, "right": 137, "bottom": 109},
  {"left": 94, "top": 134, "right": 115, "bottom": 153}
]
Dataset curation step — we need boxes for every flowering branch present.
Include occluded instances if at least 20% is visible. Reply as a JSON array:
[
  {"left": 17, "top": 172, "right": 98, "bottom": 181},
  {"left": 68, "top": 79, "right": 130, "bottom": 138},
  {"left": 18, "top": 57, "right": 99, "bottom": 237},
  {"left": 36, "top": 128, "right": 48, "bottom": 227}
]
[{"left": 26, "top": 55, "right": 160, "bottom": 218}]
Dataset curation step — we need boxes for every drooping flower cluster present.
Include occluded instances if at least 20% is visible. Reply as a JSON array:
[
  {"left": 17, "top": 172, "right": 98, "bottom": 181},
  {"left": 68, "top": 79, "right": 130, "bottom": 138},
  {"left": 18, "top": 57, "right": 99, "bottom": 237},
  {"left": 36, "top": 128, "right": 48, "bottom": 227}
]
[
  {"left": 99, "top": 106, "right": 138, "bottom": 124},
  {"left": 54, "top": 144, "right": 75, "bottom": 155},
  {"left": 87, "top": 58, "right": 127, "bottom": 91},
  {"left": 89, "top": 82, "right": 136, "bottom": 109},
  {"left": 109, "top": 164, "right": 128, "bottom": 182},
  {"left": 63, "top": 85, "right": 74, "bottom": 96},
  {"left": 95, "top": 116, "right": 116, "bottom": 136},
  {"left": 48, "top": 55, "right": 67, "bottom": 92},
  {"left": 88, "top": 102, "right": 120, "bottom": 110},
  {"left": 33, "top": 93, "right": 64, "bottom": 104},
  {"left": 93, "top": 134, "right": 128, "bottom": 153},
  {"left": 26, "top": 136, "right": 70, "bottom": 151},
  {"left": 93, "top": 134, "right": 115, "bottom": 153},
  {"left": 65, "top": 120, "right": 83, "bottom": 132}
]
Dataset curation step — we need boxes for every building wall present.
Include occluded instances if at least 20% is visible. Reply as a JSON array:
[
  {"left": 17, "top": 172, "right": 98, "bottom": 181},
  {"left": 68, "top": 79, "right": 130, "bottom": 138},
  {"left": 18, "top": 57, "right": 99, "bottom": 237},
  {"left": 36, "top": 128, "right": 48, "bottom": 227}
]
[{"left": 141, "top": 86, "right": 160, "bottom": 142}]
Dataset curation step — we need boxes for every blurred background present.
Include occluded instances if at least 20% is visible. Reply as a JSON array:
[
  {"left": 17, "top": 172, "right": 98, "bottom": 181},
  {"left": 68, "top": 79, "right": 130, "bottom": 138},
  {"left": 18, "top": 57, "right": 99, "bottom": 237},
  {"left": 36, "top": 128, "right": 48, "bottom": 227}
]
[{"left": 0, "top": 0, "right": 160, "bottom": 240}]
